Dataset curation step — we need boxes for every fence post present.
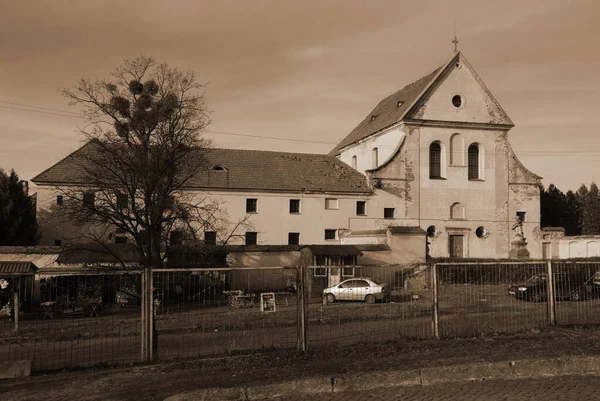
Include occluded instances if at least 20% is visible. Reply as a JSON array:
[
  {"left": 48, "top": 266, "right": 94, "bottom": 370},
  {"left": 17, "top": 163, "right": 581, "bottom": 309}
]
[
  {"left": 296, "top": 265, "right": 307, "bottom": 351},
  {"left": 431, "top": 263, "right": 439, "bottom": 339},
  {"left": 140, "top": 269, "right": 147, "bottom": 362},
  {"left": 546, "top": 260, "right": 556, "bottom": 325},
  {"left": 13, "top": 289, "right": 19, "bottom": 333}
]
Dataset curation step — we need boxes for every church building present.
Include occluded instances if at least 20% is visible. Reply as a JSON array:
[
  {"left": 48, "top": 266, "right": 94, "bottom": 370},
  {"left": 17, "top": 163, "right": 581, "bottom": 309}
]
[{"left": 32, "top": 50, "right": 542, "bottom": 259}]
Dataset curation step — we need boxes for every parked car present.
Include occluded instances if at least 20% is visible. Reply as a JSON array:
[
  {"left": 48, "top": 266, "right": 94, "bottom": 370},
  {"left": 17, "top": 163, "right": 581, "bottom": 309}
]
[
  {"left": 323, "top": 278, "right": 390, "bottom": 304},
  {"left": 508, "top": 272, "right": 591, "bottom": 302}
]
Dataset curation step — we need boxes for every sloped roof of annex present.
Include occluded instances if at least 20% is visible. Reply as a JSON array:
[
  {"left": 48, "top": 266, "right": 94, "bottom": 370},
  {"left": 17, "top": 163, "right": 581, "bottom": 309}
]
[{"left": 32, "top": 141, "right": 372, "bottom": 195}]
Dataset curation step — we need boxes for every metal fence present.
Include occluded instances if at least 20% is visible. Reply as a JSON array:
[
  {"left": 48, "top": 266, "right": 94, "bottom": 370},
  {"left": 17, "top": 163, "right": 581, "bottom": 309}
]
[{"left": 3, "top": 260, "right": 600, "bottom": 372}]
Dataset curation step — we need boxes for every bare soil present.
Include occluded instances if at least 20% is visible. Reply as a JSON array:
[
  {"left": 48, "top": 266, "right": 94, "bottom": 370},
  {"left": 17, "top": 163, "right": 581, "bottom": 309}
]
[{"left": 2, "top": 325, "right": 600, "bottom": 401}]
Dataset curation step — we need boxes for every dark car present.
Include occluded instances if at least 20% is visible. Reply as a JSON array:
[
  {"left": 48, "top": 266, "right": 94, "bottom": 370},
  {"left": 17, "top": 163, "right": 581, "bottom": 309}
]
[{"left": 508, "top": 272, "right": 591, "bottom": 302}]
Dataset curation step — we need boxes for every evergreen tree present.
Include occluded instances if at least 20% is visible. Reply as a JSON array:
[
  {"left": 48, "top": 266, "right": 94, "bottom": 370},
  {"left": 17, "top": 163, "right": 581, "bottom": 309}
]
[
  {"left": 0, "top": 169, "right": 39, "bottom": 245},
  {"left": 540, "top": 184, "right": 567, "bottom": 228},
  {"left": 582, "top": 182, "right": 600, "bottom": 235},
  {"left": 564, "top": 190, "right": 583, "bottom": 235}
]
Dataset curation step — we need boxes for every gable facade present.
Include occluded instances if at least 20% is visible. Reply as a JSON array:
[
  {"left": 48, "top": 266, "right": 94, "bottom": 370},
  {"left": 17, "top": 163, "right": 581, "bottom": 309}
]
[{"left": 334, "top": 52, "right": 542, "bottom": 259}]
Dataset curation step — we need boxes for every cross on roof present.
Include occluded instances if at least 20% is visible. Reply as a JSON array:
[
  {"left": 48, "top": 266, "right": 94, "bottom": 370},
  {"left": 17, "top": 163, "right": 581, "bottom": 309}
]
[{"left": 452, "top": 36, "right": 459, "bottom": 53}]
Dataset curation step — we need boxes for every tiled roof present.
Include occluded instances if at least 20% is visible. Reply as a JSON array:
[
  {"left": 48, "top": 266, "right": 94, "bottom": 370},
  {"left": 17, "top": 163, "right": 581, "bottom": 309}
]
[
  {"left": 329, "top": 65, "right": 443, "bottom": 156},
  {"left": 0, "top": 261, "right": 38, "bottom": 276},
  {"left": 32, "top": 143, "right": 371, "bottom": 194}
]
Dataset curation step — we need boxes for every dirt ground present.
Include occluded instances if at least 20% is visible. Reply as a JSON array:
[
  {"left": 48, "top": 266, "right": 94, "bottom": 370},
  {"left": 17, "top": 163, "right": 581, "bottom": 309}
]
[{"left": 3, "top": 325, "right": 600, "bottom": 401}]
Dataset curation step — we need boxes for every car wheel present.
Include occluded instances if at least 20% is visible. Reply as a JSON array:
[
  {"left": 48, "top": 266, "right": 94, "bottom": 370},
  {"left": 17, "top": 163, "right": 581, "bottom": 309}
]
[
  {"left": 529, "top": 292, "right": 542, "bottom": 302},
  {"left": 365, "top": 294, "right": 376, "bottom": 304},
  {"left": 325, "top": 293, "right": 336, "bottom": 304}
]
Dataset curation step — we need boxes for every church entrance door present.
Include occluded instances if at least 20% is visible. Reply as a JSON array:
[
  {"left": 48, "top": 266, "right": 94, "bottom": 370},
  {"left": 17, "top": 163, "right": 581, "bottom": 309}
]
[{"left": 449, "top": 235, "right": 464, "bottom": 258}]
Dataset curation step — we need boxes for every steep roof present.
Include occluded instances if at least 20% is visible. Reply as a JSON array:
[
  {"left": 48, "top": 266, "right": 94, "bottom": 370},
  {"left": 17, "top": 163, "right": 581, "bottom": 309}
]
[
  {"left": 329, "top": 63, "right": 445, "bottom": 156},
  {"left": 0, "top": 261, "right": 38, "bottom": 276},
  {"left": 32, "top": 143, "right": 371, "bottom": 194}
]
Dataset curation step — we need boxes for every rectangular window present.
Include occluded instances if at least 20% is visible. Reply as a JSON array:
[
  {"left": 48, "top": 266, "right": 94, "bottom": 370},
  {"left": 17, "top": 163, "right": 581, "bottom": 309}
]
[
  {"left": 117, "top": 193, "right": 128, "bottom": 210},
  {"left": 204, "top": 231, "right": 217, "bottom": 245},
  {"left": 56, "top": 195, "right": 63, "bottom": 206},
  {"left": 288, "top": 232, "right": 300, "bottom": 245},
  {"left": 83, "top": 192, "right": 95, "bottom": 208},
  {"left": 246, "top": 198, "right": 258, "bottom": 213},
  {"left": 384, "top": 208, "right": 395, "bottom": 219},
  {"left": 315, "top": 255, "right": 326, "bottom": 266},
  {"left": 245, "top": 231, "right": 257, "bottom": 245},
  {"left": 325, "top": 229, "right": 337, "bottom": 240},
  {"left": 170, "top": 230, "right": 183, "bottom": 246},
  {"left": 343, "top": 255, "right": 356, "bottom": 265},
  {"left": 517, "top": 211, "right": 526, "bottom": 222},
  {"left": 165, "top": 195, "right": 175, "bottom": 209},
  {"left": 325, "top": 198, "right": 339, "bottom": 210},
  {"left": 289, "top": 199, "right": 301, "bottom": 214},
  {"left": 115, "top": 236, "right": 128, "bottom": 244},
  {"left": 356, "top": 201, "right": 366, "bottom": 216},
  {"left": 342, "top": 267, "right": 355, "bottom": 277},
  {"left": 54, "top": 239, "right": 62, "bottom": 246},
  {"left": 313, "top": 267, "right": 327, "bottom": 277}
]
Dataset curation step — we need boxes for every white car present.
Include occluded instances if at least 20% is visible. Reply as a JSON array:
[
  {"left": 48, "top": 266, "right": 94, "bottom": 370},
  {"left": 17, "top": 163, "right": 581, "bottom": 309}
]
[{"left": 323, "top": 277, "right": 390, "bottom": 304}]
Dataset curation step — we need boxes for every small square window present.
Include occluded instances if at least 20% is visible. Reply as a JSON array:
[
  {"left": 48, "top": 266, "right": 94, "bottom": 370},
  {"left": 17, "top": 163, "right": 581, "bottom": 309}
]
[
  {"left": 313, "top": 267, "right": 327, "bottom": 277},
  {"left": 245, "top": 232, "right": 257, "bottom": 245},
  {"left": 517, "top": 211, "right": 526, "bottom": 222},
  {"left": 170, "top": 231, "right": 183, "bottom": 246},
  {"left": 325, "top": 229, "right": 337, "bottom": 240},
  {"left": 288, "top": 232, "right": 300, "bottom": 245},
  {"left": 83, "top": 192, "right": 95, "bottom": 208},
  {"left": 54, "top": 239, "right": 62, "bottom": 246},
  {"left": 356, "top": 201, "right": 366, "bottom": 216},
  {"left": 204, "top": 231, "right": 217, "bottom": 245},
  {"left": 384, "top": 208, "right": 395, "bottom": 219},
  {"left": 325, "top": 198, "right": 339, "bottom": 210},
  {"left": 289, "top": 199, "right": 301, "bottom": 214},
  {"left": 342, "top": 267, "right": 355, "bottom": 277},
  {"left": 115, "top": 236, "right": 128, "bottom": 244},
  {"left": 56, "top": 195, "right": 63, "bottom": 206},
  {"left": 246, "top": 198, "right": 258, "bottom": 213},
  {"left": 117, "top": 193, "right": 128, "bottom": 210}
]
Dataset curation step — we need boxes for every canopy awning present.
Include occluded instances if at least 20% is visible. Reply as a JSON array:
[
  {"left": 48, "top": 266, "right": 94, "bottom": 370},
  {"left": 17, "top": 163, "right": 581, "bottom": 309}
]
[
  {"left": 303, "top": 245, "right": 363, "bottom": 256},
  {"left": 0, "top": 261, "right": 38, "bottom": 276}
]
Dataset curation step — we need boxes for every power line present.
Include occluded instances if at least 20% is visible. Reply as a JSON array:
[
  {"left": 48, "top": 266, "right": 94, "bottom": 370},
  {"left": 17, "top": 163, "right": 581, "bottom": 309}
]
[
  {"left": 205, "top": 130, "right": 337, "bottom": 145},
  {"left": 0, "top": 104, "right": 83, "bottom": 119},
  {"left": 0, "top": 100, "right": 81, "bottom": 116}
]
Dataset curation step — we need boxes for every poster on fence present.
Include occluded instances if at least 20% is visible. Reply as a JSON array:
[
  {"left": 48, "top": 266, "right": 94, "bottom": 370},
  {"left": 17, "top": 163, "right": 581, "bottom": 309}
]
[{"left": 260, "top": 292, "right": 276, "bottom": 313}]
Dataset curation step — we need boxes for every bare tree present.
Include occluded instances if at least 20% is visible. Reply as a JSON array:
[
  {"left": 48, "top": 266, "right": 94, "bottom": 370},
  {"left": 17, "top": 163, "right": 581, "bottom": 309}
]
[{"left": 54, "top": 56, "right": 249, "bottom": 359}]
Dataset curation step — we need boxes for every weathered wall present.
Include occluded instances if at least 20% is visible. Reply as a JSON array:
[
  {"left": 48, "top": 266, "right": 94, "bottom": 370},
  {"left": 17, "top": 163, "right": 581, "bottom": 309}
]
[{"left": 338, "top": 127, "right": 405, "bottom": 174}]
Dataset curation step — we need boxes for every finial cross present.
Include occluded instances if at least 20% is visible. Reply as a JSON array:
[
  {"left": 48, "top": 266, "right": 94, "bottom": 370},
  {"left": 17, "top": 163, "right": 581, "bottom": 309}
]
[{"left": 452, "top": 36, "right": 459, "bottom": 53}]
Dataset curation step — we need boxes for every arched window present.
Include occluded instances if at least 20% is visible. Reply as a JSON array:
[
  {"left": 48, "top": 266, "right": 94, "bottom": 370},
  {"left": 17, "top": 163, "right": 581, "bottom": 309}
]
[
  {"left": 450, "top": 133, "right": 465, "bottom": 166},
  {"left": 468, "top": 143, "right": 480, "bottom": 180},
  {"left": 450, "top": 202, "right": 465, "bottom": 219},
  {"left": 351, "top": 155, "right": 357, "bottom": 169},
  {"left": 429, "top": 142, "right": 442, "bottom": 178},
  {"left": 372, "top": 148, "right": 379, "bottom": 169}
]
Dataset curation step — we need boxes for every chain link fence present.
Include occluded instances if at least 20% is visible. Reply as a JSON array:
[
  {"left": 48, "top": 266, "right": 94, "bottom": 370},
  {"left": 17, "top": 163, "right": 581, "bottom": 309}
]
[{"left": 3, "top": 260, "right": 600, "bottom": 372}]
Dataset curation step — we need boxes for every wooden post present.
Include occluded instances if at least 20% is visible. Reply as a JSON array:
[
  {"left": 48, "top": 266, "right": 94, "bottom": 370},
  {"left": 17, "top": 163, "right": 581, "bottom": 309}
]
[
  {"left": 431, "top": 263, "right": 439, "bottom": 339},
  {"left": 546, "top": 260, "right": 556, "bottom": 325},
  {"left": 140, "top": 269, "right": 147, "bottom": 362},
  {"left": 296, "top": 266, "right": 307, "bottom": 351}
]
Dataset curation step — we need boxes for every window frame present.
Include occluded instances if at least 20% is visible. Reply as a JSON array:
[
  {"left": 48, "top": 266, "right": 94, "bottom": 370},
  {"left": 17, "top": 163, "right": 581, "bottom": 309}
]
[
  {"left": 289, "top": 199, "right": 301, "bottom": 214},
  {"left": 246, "top": 198, "right": 258, "bottom": 213},
  {"left": 324, "top": 229, "right": 337, "bottom": 240},
  {"left": 429, "top": 142, "right": 442, "bottom": 179},
  {"left": 356, "top": 200, "right": 366, "bottom": 216},
  {"left": 468, "top": 143, "right": 480, "bottom": 180},
  {"left": 56, "top": 195, "right": 63, "bottom": 206},
  {"left": 245, "top": 231, "right": 258, "bottom": 245},
  {"left": 325, "top": 198, "right": 339, "bottom": 210},
  {"left": 342, "top": 267, "right": 355, "bottom": 277},
  {"left": 204, "top": 231, "right": 217, "bottom": 245},
  {"left": 288, "top": 232, "right": 300, "bottom": 245},
  {"left": 82, "top": 192, "right": 95, "bottom": 208},
  {"left": 384, "top": 208, "right": 395, "bottom": 219},
  {"left": 313, "top": 267, "right": 327, "bottom": 277}
]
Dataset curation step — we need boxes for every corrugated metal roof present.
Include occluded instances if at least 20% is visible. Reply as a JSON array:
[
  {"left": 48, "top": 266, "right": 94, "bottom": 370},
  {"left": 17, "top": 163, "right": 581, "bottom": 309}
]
[{"left": 0, "top": 261, "right": 38, "bottom": 276}]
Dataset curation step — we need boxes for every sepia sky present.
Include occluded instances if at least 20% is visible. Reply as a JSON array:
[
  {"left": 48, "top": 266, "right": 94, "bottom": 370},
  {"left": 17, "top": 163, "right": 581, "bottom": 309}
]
[{"left": 1, "top": 0, "right": 599, "bottom": 192}]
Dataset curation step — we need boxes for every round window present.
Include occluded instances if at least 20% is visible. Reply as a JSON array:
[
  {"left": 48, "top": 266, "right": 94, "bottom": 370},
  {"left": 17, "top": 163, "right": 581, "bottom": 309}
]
[
  {"left": 476, "top": 226, "right": 488, "bottom": 239},
  {"left": 452, "top": 95, "right": 462, "bottom": 108},
  {"left": 427, "top": 225, "right": 437, "bottom": 238}
]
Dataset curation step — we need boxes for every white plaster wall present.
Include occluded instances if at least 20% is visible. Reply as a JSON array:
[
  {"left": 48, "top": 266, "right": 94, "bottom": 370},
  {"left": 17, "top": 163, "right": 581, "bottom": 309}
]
[
  {"left": 338, "top": 127, "right": 405, "bottom": 174},
  {"left": 558, "top": 238, "right": 600, "bottom": 258}
]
